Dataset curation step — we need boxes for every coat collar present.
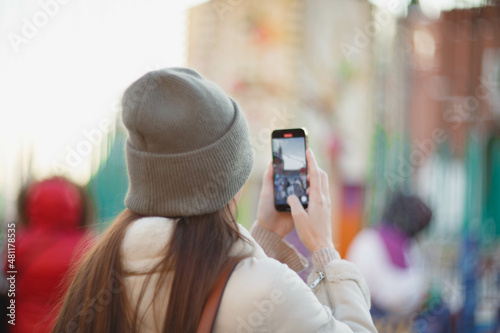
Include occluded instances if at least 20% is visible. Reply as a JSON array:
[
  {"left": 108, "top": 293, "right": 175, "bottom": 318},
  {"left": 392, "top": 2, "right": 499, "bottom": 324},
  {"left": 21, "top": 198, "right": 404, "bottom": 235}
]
[{"left": 121, "top": 216, "right": 265, "bottom": 274}]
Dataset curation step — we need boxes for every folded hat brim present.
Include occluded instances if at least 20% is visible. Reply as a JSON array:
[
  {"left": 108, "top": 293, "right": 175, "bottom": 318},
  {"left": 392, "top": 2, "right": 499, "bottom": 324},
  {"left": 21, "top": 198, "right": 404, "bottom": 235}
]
[{"left": 125, "top": 101, "right": 254, "bottom": 217}]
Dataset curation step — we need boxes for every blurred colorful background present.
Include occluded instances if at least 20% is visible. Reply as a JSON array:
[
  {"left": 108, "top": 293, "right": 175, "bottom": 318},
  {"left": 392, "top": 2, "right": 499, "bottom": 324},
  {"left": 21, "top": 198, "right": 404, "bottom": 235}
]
[{"left": 1, "top": 0, "right": 499, "bottom": 331}]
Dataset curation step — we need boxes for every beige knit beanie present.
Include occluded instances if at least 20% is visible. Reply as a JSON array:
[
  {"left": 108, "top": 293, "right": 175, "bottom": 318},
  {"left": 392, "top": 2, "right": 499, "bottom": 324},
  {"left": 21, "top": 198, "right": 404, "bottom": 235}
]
[{"left": 121, "top": 68, "right": 253, "bottom": 216}]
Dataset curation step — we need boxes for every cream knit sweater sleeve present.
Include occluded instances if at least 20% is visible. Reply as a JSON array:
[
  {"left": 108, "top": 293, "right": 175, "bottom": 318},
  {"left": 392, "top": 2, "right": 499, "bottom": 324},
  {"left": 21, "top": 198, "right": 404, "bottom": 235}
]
[
  {"left": 244, "top": 224, "right": 377, "bottom": 333},
  {"left": 250, "top": 223, "right": 309, "bottom": 272}
]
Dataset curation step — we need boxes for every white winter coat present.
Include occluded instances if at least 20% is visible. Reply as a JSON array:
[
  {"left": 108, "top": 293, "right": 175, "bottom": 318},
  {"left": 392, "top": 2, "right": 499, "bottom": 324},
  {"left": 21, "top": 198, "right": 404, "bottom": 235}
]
[{"left": 121, "top": 216, "right": 378, "bottom": 332}]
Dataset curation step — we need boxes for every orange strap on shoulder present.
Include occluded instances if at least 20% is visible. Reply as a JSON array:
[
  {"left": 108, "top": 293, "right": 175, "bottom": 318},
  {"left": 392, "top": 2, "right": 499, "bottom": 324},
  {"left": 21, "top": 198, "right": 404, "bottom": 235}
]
[{"left": 196, "top": 262, "right": 239, "bottom": 333}]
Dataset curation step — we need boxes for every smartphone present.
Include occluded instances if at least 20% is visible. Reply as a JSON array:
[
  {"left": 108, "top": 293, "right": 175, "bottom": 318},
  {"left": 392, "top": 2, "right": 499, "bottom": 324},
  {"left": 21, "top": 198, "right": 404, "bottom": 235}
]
[{"left": 272, "top": 128, "right": 308, "bottom": 212}]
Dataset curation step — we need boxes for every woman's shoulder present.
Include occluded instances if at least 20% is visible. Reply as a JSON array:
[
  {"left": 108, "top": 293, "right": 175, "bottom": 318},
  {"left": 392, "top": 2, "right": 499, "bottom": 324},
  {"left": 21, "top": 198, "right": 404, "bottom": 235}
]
[
  {"left": 216, "top": 256, "right": 328, "bottom": 332},
  {"left": 121, "top": 216, "right": 176, "bottom": 273},
  {"left": 226, "top": 256, "right": 308, "bottom": 304},
  {"left": 120, "top": 217, "right": 267, "bottom": 274},
  {"left": 235, "top": 256, "right": 292, "bottom": 278}
]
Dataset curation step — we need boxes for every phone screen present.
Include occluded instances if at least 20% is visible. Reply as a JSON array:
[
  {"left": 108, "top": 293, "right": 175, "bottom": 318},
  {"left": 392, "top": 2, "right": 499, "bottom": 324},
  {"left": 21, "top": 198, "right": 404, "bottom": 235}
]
[{"left": 272, "top": 128, "right": 308, "bottom": 211}]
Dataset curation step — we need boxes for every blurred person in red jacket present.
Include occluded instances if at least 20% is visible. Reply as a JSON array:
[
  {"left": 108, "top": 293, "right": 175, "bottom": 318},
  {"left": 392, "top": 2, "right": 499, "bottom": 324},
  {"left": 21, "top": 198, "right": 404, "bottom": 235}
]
[{"left": 1, "top": 177, "right": 95, "bottom": 333}]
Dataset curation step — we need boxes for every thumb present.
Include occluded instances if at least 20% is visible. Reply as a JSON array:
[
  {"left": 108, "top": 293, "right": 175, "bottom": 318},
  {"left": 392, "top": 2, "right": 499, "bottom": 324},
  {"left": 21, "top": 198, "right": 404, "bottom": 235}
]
[{"left": 287, "top": 195, "right": 307, "bottom": 223}]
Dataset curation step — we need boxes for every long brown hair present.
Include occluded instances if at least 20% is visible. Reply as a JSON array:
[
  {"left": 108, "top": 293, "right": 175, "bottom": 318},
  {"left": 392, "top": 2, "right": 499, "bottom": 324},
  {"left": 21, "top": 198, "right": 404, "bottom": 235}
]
[{"left": 52, "top": 203, "right": 250, "bottom": 332}]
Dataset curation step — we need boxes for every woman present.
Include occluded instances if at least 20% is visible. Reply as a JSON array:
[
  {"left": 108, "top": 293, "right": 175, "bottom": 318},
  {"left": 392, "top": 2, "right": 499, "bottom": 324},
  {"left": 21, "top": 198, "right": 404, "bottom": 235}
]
[{"left": 53, "top": 68, "right": 377, "bottom": 332}]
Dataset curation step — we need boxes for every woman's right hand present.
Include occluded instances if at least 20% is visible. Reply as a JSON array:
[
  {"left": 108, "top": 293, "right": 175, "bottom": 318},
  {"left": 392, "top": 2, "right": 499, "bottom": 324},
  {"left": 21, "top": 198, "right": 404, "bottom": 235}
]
[{"left": 287, "top": 149, "right": 334, "bottom": 254}]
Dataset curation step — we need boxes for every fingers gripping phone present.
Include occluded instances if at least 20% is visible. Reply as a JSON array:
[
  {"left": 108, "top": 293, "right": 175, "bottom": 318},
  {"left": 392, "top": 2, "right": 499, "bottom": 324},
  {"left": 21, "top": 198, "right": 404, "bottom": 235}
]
[{"left": 272, "top": 128, "right": 308, "bottom": 211}]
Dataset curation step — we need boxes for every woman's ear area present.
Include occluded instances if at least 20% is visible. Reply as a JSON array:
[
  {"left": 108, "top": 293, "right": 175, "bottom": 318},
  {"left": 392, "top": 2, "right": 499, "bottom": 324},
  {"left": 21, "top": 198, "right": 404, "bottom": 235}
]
[{"left": 230, "top": 186, "right": 245, "bottom": 214}]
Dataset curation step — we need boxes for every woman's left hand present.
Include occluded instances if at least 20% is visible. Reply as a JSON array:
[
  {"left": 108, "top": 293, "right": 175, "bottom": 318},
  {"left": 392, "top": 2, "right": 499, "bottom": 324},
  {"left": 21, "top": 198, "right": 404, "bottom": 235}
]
[{"left": 255, "top": 162, "right": 294, "bottom": 238}]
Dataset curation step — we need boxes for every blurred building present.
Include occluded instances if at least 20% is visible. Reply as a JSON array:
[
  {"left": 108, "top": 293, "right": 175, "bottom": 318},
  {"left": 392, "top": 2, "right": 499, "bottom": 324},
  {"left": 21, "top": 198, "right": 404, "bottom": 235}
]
[
  {"left": 369, "top": 3, "right": 500, "bottom": 330},
  {"left": 371, "top": 3, "right": 500, "bottom": 233},
  {"left": 187, "top": 0, "right": 376, "bottom": 254},
  {"left": 188, "top": 0, "right": 500, "bottom": 329}
]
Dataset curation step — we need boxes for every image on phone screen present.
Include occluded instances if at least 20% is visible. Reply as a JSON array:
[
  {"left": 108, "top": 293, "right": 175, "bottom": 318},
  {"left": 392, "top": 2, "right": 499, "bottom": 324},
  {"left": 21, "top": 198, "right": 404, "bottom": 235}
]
[{"left": 272, "top": 132, "right": 308, "bottom": 211}]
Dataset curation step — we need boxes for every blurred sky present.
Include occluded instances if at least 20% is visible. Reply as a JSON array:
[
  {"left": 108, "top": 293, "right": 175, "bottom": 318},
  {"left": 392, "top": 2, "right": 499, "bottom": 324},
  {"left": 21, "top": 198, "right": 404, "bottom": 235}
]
[
  {"left": 272, "top": 138, "right": 306, "bottom": 170},
  {"left": 0, "top": 0, "right": 205, "bottom": 186},
  {"left": 0, "top": 0, "right": 486, "bottom": 196}
]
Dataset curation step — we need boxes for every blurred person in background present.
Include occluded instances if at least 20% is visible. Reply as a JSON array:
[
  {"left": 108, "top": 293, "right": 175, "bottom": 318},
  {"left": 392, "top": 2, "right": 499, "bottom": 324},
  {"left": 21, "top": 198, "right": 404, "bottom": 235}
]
[
  {"left": 347, "top": 192, "right": 431, "bottom": 315},
  {"left": 346, "top": 192, "right": 448, "bottom": 331},
  {"left": 1, "top": 177, "right": 95, "bottom": 333},
  {"left": 52, "top": 68, "right": 377, "bottom": 332}
]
